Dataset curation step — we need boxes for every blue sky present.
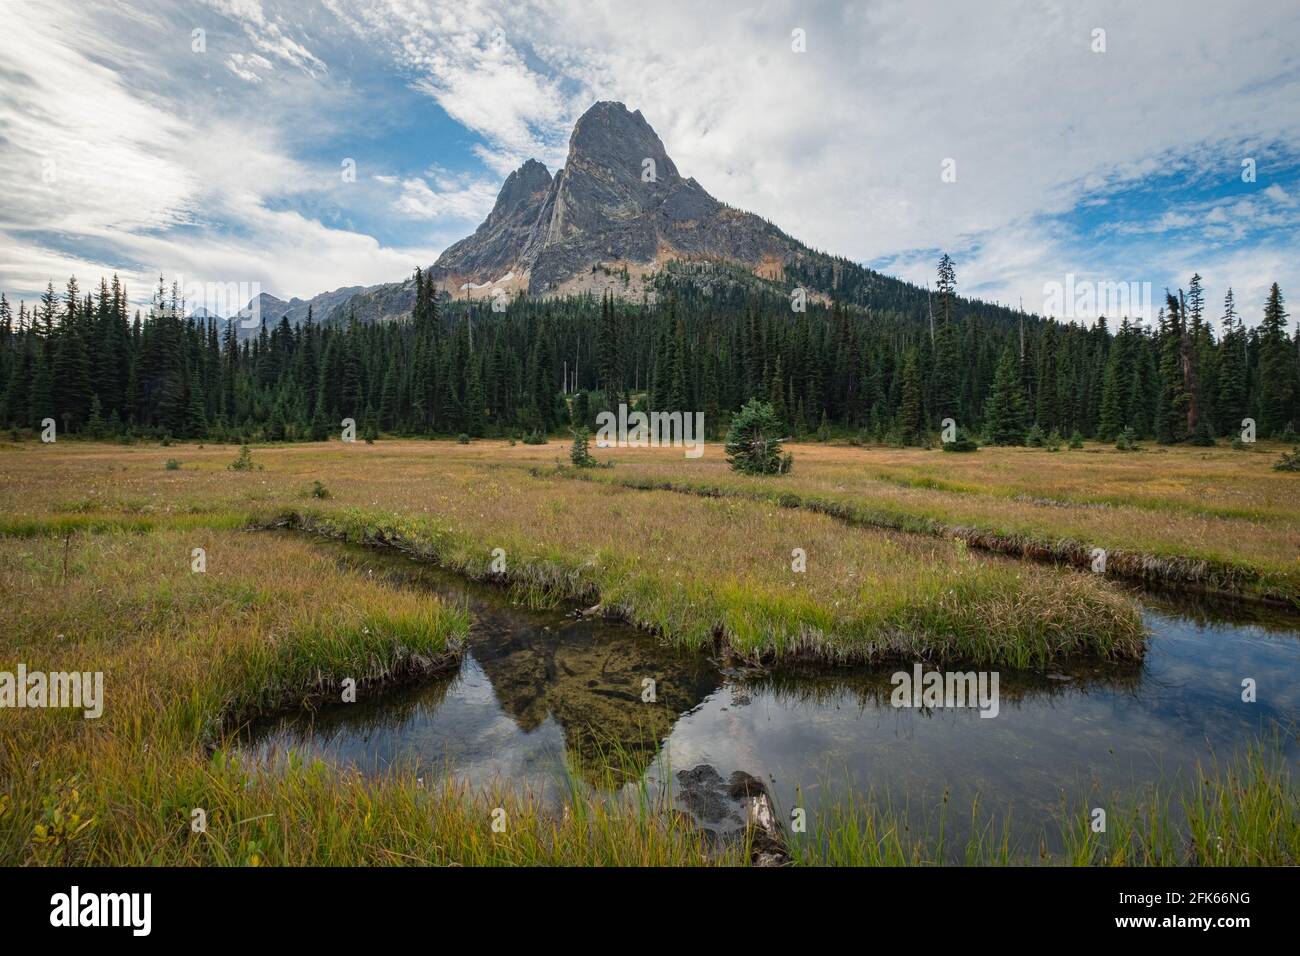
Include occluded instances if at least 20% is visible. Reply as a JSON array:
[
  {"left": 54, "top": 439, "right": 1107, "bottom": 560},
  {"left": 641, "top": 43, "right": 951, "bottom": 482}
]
[{"left": 2, "top": 0, "right": 1298, "bottom": 330}]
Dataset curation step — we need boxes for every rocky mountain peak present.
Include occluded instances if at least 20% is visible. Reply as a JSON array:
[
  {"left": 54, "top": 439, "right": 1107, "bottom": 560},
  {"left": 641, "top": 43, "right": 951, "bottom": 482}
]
[
  {"left": 425, "top": 101, "right": 803, "bottom": 298},
  {"left": 485, "top": 159, "right": 552, "bottom": 227},
  {"left": 566, "top": 101, "right": 680, "bottom": 184}
]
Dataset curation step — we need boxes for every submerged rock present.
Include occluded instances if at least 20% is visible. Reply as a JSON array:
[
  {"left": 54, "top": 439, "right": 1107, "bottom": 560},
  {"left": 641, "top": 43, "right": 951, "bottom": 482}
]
[
  {"left": 676, "top": 764, "right": 742, "bottom": 826},
  {"left": 675, "top": 764, "right": 791, "bottom": 866}
]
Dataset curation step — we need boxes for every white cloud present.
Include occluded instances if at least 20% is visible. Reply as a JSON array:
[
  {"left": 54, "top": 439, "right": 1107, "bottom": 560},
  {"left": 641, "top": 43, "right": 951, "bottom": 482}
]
[
  {"left": 224, "top": 52, "right": 274, "bottom": 83},
  {"left": 380, "top": 171, "right": 501, "bottom": 221},
  {"left": 205, "top": 0, "right": 326, "bottom": 76},
  {"left": 1264, "top": 183, "right": 1295, "bottom": 206},
  {"left": 322, "top": 0, "right": 576, "bottom": 174},
  {"left": 0, "top": 0, "right": 441, "bottom": 310}
]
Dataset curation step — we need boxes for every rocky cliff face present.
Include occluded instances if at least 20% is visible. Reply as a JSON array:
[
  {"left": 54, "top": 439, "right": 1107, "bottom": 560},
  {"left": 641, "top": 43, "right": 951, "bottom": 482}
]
[
  {"left": 434, "top": 158, "right": 552, "bottom": 283},
  {"left": 429, "top": 101, "right": 804, "bottom": 297}
]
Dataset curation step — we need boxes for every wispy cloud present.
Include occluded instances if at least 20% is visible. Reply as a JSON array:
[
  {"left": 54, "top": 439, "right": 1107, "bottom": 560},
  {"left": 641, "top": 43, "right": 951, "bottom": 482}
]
[
  {"left": 205, "top": 0, "right": 326, "bottom": 76},
  {"left": 0, "top": 0, "right": 444, "bottom": 310},
  {"left": 322, "top": 0, "right": 576, "bottom": 174},
  {"left": 374, "top": 169, "right": 502, "bottom": 221}
]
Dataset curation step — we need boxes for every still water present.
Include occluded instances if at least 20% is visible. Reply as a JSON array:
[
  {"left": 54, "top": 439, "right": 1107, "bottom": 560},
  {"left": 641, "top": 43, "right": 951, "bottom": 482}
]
[{"left": 242, "top": 541, "right": 1299, "bottom": 848}]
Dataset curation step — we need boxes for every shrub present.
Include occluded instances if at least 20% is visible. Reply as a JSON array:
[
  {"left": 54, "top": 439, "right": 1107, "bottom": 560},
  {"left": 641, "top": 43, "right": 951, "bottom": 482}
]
[
  {"left": 1025, "top": 424, "right": 1045, "bottom": 448},
  {"left": 1274, "top": 446, "right": 1300, "bottom": 472},
  {"left": 1115, "top": 428, "right": 1140, "bottom": 452},
  {"left": 310, "top": 480, "right": 331, "bottom": 499},
  {"left": 228, "top": 445, "right": 255, "bottom": 471},
  {"left": 164, "top": 458, "right": 180, "bottom": 471},
  {"left": 1044, "top": 429, "right": 1062, "bottom": 452},
  {"left": 941, "top": 428, "right": 979, "bottom": 452},
  {"left": 1068, "top": 430, "right": 1084, "bottom": 450},
  {"left": 815, "top": 411, "right": 831, "bottom": 443},
  {"left": 1189, "top": 419, "right": 1216, "bottom": 446},
  {"left": 457, "top": 433, "right": 471, "bottom": 445},
  {"left": 724, "top": 399, "right": 789, "bottom": 475},
  {"left": 569, "top": 427, "right": 598, "bottom": 468},
  {"left": 522, "top": 430, "right": 548, "bottom": 445}
]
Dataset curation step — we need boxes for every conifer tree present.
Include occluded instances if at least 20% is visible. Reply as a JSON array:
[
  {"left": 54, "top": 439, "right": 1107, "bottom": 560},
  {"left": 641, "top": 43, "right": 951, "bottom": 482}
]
[
  {"left": 0, "top": 264, "right": 1289, "bottom": 449},
  {"left": 596, "top": 292, "right": 622, "bottom": 401},
  {"left": 1217, "top": 289, "right": 1248, "bottom": 437},
  {"left": 463, "top": 356, "right": 486, "bottom": 437},
  {"left": 185, "top": 379, "right": 207, "bottom": 437},
  {"left": 1257, "top": 283, "right": 1294, "bottom": 437},
  {"left": 768, "top": 354, "right": 788, "bottom": 426},
  {"left": 1097, "top": 355, "right": 1124, "bottom": 441},
  {"left": 1157, "top": 294, "right": 1189, "bottom": 443},
  {"left": 1034, "top": 323, "right": 1059, "bottom": 432},
  {"left": 896, "top": 346, "right": 924, "bottom": 442},
  {"left": 931, "top": 323, "right": 960, "bottom": 426},
  {"left": 983, "top": 345, "right": 1028, "bottom": 445},
  {"left": 725, "top": 399, "right": 789, "bottom": 475},
  {"left": 667, "top": 318, "right": 689, "bottom": 412}
]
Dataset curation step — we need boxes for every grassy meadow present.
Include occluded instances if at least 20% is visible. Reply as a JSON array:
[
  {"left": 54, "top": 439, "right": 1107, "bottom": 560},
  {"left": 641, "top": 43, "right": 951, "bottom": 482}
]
[
  {"left": 0, "top": 436, "right": 1157, "bottom": 667},
  {"left": 1, "top": 434, "right": 1297, "bottom": 865},
  {"left": 556, "top": 440, "right": 1300, "bottom": 606}
]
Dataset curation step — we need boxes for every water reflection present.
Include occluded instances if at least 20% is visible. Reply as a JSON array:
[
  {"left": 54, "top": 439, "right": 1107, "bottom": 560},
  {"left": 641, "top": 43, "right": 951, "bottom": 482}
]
[{"left": 241, "top": 541, "right": 1300, "bottom": 846}]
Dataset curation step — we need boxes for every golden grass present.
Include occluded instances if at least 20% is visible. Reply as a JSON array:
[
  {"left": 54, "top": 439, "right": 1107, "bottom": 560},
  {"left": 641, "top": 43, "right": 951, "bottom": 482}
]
[
  {"left": 0, "top": 437, "right": 1145, "bottom": 667},
  {"left": 553, "top": 439, "right": 1300, "bottom": 604}
]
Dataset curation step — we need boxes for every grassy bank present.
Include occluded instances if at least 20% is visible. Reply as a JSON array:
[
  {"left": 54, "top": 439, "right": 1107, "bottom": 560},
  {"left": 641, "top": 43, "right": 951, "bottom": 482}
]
[
  {"left": 3, "top": 437, "right": 1293, "bottom": 609},
  {"left": 550, "top": 467, "right": 1294, "bottom": 606},
  {"left": 5, "top": 437, "right": 1294, "bottom": 867},
  {"left": 544, "top": 440, "right": 1300, "bottom": 608},
  {"left": 0, "top": 439, "right": 1146, "bottom": 669},
  {"left": 261, "top": 503, "right": 1143, "bottom": 668},
  {"left": 0, "top": 528, "right": 479, "bottom": 865}
]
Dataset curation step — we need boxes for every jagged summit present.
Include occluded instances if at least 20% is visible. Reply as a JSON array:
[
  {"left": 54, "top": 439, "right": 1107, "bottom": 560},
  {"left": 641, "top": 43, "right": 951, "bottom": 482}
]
[
  {"left": 567, "top": 101, "right": 680, "bottom": 182},
  {"left": 434, "top": 158, "right": 553, "bottom": 283},
  {"left": 489, "top": 158, "right": 552, "bottom": 223}
]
